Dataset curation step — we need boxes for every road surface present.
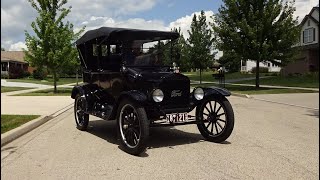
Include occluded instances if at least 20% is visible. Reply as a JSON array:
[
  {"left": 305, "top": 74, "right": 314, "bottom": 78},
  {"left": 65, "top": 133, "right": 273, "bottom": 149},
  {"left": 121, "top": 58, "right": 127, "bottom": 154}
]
[{"left": 1, "top": 96, "right": 319, "bottom": 179}]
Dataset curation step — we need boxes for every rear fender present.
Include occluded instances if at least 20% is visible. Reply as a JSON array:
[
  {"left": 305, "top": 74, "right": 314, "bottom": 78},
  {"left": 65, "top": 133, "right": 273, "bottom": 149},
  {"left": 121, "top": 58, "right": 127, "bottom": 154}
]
[{"left": 71, "top": 84, "right": 99, "bottom": 112}]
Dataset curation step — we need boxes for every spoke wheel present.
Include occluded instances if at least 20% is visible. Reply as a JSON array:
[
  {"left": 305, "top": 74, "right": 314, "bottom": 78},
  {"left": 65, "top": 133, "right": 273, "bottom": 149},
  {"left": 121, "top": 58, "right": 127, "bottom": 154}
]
[
  {"left": 117, "top": 99, "right": 149, "bottom": 155},
  {"left": 196, "top": 96, "right": 234, "bottom": 143},
  {"left": 74, "top": 94, "right": 89, "bottom": 131}
]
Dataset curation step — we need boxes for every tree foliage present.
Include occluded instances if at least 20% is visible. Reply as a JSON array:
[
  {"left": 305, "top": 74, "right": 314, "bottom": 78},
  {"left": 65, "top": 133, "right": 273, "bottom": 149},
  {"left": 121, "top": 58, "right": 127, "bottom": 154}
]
[
  {"left": 1, "top": 47, "right": 5, "bottom": 51},
  {"left": 24, "top": 0, "right": 84, "bottom": 92},
  {"left": 218, "top": 51, "right": 241, "bottom": 73},
  {"left": 212, "top": 0, "right": 300, "bottom": 87},
  {"left": 187, "top": 10, "right": 215, "bottom": 83}
]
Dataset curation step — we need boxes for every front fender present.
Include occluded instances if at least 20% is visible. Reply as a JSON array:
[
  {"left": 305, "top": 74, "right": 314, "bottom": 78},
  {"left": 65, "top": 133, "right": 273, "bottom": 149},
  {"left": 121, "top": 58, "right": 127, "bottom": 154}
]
[
  {"left": 203, "top": 87, "right": 231, "bottom": 98},
  {"left": 118, "top": 90, "right": 148, "bottom": 104}
]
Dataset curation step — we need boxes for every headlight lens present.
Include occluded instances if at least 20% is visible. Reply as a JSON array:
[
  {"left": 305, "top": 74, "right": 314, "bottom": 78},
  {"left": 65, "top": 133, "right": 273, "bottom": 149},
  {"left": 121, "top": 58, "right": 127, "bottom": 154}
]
[
  {"left": 194, "top": 88, "right": 204, "bottom": 100},
  {"left": 152, "top": 89, "right": 164, "bottom": 102}
]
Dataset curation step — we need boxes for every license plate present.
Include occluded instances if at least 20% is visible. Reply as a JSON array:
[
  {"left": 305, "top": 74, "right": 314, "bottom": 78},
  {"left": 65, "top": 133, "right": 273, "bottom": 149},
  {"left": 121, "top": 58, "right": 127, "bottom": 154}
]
[{"left": 166, "top": 113, "right": 188, "bottom": 123}]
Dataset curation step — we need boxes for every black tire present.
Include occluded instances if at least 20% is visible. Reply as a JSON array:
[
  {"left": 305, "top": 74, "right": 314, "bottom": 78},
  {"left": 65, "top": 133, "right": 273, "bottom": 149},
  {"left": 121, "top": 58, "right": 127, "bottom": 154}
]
[
  {"left": 117, "top": 99, "right": 149, "bottom": 155},
  {"left": 196, "top": 96, "right": 234, "bottom": 143},
  {"left": 74, "top": 94, "right": 89, "bottom": 131}
]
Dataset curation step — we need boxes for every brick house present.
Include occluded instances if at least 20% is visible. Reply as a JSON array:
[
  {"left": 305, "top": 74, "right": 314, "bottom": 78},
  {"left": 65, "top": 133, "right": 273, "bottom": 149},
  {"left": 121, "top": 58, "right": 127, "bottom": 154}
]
[
  {"left": 282, "top": 6, "right": 319, "bottom": 75},
  {"left": 1, "top": 51, "right": 35, "bottom": 78}
]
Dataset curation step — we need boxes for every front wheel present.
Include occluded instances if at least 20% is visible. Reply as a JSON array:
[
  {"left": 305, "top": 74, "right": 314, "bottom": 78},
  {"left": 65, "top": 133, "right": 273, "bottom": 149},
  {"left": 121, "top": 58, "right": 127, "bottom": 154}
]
[
  {"left": 117, "top": 99, "right": 149, "bottom": 155},
  {"left": 196, "top": 96, "right": 234, "bottom": 143}
]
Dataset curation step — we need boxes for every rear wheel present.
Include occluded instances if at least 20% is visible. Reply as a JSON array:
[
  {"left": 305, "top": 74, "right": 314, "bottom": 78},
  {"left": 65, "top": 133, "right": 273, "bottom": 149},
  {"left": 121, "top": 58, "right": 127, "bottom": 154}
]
[
  {"left": 117, "top": 99, "right": 149, "bottom": 155},
  {"left": 196, "top": 96, "right": 234, "bottom": 143},
  {"left": 74, "top": 94, "right": 89, "bottom": 131}
]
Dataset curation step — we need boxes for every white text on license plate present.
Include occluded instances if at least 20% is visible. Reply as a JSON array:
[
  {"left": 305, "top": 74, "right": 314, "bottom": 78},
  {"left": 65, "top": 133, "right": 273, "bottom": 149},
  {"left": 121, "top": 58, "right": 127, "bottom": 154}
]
[{"left": 166, "top": 113, "right": 188, "bottom": 123}]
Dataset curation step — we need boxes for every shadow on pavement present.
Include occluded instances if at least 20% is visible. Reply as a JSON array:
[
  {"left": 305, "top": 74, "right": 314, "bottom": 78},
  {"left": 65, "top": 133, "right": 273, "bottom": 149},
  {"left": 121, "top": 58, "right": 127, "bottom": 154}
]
[
  {"left": 305, "top": 109, "right": 319, "bottom": 118},
  {"left": 86, "top": 119, "right": 231, "bottom": 156}
]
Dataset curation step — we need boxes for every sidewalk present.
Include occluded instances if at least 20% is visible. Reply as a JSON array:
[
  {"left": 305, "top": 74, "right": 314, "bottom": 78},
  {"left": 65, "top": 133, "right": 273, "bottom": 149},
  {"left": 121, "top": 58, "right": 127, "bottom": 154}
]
[
  {"left": 1, "top": 82, "right": 78, "bottom": 115},
  {"left": 191, "top": 80, "right": 319, "bottom": 91}
]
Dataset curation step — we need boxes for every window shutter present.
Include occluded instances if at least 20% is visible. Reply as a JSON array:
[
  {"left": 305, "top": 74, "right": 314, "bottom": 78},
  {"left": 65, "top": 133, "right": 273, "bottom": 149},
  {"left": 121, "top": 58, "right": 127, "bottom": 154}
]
[
  {"left": 303, "top": 31, "right": 305, "bottom": 43},
  {"left": 313, "top": 28, "right": 315, "bottom": 41}
]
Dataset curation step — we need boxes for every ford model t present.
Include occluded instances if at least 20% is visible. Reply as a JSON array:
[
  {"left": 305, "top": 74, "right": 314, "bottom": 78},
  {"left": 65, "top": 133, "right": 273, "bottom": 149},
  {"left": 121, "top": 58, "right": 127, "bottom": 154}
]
[{"left": 71, "top": 27, "right": 234, "bottom": 155}]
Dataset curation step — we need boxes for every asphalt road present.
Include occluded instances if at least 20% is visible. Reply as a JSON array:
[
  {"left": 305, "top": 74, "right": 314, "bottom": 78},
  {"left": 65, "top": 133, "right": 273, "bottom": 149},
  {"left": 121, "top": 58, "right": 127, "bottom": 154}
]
[{"left": 1, "top": 96, "right": 319, "bottom": 179}]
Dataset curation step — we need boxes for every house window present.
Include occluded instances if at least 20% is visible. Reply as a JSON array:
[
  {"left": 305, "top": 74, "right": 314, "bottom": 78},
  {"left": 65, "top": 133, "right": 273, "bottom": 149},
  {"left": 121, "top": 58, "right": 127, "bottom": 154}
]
[
  {"left": 241, "top": 60, "right": 246, "bottom": 66},
  {"left": 303, "top": 28, "right": 315, "bottom": 43},
  {"left": 1, "top": 62, "right": 8, "bottom": 71},
  {"left": 307, "top": 20, "right": 310, "bottom": 26},
  {"left": 268, "top": 63, "right": 270, "bottom": 67}
]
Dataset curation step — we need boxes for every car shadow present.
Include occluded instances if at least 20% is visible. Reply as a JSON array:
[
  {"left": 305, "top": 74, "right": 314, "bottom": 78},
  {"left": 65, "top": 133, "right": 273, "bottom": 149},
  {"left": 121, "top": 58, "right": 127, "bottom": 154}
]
[
  {"left": 86, "top": 119, "right": 231, "bottom": 156},
  {"left": 305, "top": 109, "right": 319, "bottom": 118}
]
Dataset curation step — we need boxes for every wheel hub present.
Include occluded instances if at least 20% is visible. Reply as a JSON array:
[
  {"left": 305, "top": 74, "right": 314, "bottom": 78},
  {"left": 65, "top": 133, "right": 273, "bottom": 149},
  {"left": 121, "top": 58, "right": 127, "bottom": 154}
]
[{"left": 208, "top": 113, "right": 218, "bottom": 123}]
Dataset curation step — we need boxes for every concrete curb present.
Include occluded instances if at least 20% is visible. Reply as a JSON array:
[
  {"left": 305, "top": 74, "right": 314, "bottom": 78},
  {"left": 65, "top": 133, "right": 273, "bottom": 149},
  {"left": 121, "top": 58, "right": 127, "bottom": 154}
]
[
  {"left": 251, "top": 97, "right": 319, "bottom": 110},
  {"left": 1, "top": 103, "right": 74, "bottom": 147},
  {"left": 231, "top": 93, "right": 251, "bottom": 99}
]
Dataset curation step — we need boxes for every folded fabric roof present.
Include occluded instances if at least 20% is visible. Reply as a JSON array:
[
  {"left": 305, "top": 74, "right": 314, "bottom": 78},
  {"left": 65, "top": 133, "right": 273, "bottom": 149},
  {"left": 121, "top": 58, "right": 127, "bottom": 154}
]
[{"left": 76, "top": 27, "right": 179, "bottom": 45}]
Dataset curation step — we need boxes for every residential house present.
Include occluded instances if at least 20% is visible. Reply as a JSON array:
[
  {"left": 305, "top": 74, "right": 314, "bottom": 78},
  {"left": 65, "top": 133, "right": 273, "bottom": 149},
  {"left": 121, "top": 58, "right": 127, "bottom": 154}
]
[
  {"left": 1, "top": 51, "right": 35, "bottom": 78},
  {"left": 240, "top": 60, "right": 281, "bottom": 73},
  {"left": 282, "top": 6, "right": 319, "bottom": 75}
]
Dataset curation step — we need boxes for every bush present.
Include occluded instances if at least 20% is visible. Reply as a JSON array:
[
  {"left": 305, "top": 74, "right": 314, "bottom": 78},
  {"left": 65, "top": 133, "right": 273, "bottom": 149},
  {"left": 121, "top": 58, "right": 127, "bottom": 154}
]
[
  {"left": 32, "top": 69, "right": 47, "bottom": 80},
  {"left": 251, "top": 67, "right": 269, "bottom": 73},
  {"left": 22, "top": 71, "right": 31, "bottom": 78},
  {"left": 1, "top": 74, "right": 9, "bottom": 79}
]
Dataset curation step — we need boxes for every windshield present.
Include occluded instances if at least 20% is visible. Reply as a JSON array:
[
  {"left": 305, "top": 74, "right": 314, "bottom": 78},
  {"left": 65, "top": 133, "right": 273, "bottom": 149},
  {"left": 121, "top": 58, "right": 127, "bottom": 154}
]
[{"left": 122, "top": 39, "right": 174, "bottom": 67}]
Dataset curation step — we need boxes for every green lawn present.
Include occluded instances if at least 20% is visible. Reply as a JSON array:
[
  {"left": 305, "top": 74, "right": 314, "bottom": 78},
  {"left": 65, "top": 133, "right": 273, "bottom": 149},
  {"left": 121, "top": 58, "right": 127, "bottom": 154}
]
[
  {"left": 7, "top": 77, "right": 80, "bottom": 86},
  {"left": 183, "top": 71, "right": 267, "bottom": 82},
  {"left": 14, "top": 88, "right": 73, "bottom": 96},
  {"left": 191, "top": 84, "right": 317, "bottom": 95},
  {"left": 236, "top": 74, "right": 319, "bottom": 88},
  {"left": 1, "top": 86, "right": 33, "bottom": 93},
  {"left": 1, "top": 114, "right": 41, "bottom": 134}
]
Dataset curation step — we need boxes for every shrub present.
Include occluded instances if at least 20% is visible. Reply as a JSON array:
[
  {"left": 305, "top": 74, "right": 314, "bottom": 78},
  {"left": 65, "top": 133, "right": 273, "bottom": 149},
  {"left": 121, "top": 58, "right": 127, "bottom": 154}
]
[
  {"left": 22, "top": 71, "right": 31, "bottom": 78},
  {"left": 32, "top": 69, "right": 47, "bottom": 80},
  {"left": 1, "top": 74, "right": 9, "bottom": 79},
  {"left": 251, "top": 67, "right": 269, "bottom": 73}
]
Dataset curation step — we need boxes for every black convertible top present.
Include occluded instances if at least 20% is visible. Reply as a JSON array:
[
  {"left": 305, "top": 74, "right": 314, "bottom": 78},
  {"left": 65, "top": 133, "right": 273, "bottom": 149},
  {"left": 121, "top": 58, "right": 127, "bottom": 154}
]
[{"left": 76, "top": 27, "right": 179, "bottom": 45}]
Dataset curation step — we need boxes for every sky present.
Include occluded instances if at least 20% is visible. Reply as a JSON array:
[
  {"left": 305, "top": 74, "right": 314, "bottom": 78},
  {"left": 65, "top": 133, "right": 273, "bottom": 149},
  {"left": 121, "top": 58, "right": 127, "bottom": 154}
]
[{"left": 1, "top": 0, "right": 319, "bottom": 52}]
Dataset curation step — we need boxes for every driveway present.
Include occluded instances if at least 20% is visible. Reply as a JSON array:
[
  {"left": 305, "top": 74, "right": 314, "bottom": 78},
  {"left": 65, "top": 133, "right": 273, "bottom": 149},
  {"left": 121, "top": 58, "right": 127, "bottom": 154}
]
[{"left": 1, "top": 96, "right": 318, "bottom": 179}]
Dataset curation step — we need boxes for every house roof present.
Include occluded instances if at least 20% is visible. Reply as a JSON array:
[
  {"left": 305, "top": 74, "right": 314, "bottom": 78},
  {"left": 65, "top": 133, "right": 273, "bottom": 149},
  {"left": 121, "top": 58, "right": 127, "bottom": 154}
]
[
  {"left": 1, "top": 51, "right": 27, "bottom": 64},
  {"left": 300, "top": 7, "right": 319, "bottom": 26}
]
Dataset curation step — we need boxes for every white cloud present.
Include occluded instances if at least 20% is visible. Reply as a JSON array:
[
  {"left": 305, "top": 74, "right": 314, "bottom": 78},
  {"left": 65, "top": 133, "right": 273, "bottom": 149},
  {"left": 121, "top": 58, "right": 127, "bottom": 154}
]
[
  {"left": 9, "top": 41, "right": 27, "bottom": 51},
  {"left": 293, "top": 0, "right": 319, "bottom": 22},
  {"left": 169, "top": 11, "right": 214, "bottom": 39}
]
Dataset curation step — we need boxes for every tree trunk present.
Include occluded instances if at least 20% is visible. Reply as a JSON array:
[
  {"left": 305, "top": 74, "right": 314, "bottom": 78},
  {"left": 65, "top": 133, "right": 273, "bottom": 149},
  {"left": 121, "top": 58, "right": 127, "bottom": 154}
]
[
  {"left": 53, "top": 71, "right": 57, "bottom": 93},
  {"left": 255, "top": 59, "right": 260, "bottom": 89},
  {"left": 199, "top": 68, "right": 202, "bottom": 84}
]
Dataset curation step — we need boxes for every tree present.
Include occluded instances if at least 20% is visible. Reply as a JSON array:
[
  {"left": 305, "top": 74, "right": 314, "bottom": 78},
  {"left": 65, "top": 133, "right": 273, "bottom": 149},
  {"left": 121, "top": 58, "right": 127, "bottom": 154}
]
[
  {"left": 24, "top": 0, "right": 84, "bottom": 92},
  {"left": 147, "top": 27, "right": 190, "bottom": 71},
  {"left": 187, "top": 10, "right": 215, "bottom": 84},
  {"left": 1, "top": 47, "right": 5, "bottom": 51},
  {"left": 212, "top": 0, "right": 300, "bottom": 88},
  {"left": 218, "top": 51, "right": 241, "bottom": 73}
]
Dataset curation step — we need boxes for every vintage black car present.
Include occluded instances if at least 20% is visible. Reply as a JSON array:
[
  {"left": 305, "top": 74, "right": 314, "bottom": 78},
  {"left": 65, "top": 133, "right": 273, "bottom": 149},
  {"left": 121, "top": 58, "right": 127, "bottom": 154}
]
[{"left": 71, "top": 27, "right": 234, "bottom": 155}]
